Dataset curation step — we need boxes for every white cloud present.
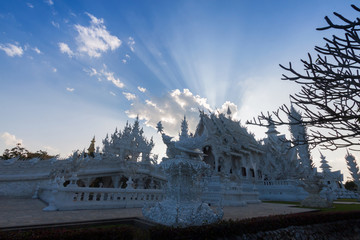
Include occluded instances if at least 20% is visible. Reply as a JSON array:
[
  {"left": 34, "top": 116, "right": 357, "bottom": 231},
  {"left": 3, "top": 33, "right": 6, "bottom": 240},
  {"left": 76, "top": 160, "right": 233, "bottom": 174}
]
[
  {"left": 126, "top": 89, "right": 238, "bottom": 136},
  {"left": 1, "top": 132, "right": 23, "bottom": 147},
  {"left": 85, "top": 66, "right": 125, "bottom": 88},
  {"left": 51, "top": 21, "right": 59, "bottom": 28},
  {"left": 83, "top": 67, "right": 97, "bottom": 76},
  {"left": 0, "top": 43, "right": 23, "bottom": 57},
  {"left": 74, "top": 13, "right": 121, "bottom": 57},
  {"left": 125, "top": 54, "right": 130, "bottom": 59},
  {"left": 137, "top": 86, "right": 146, "bottom": 93},
  {"left": 58, "top": 42, "right": 74, "bottom": 57},
  {"left": 66, "top": 87, "right": 74, "bottom": 92},
  {"left": 102, "top": 70, "right": 124, "bottom": 88},
  {"left": 122, "top": 59, "right": 127, "bottom": 64},
  {"left": 33, "top": 47, "right": 41, "bottom": 54},
  {"left": 45, "top": 0, "right": 54, "bottom": 5},
  {"left": 128, "top": 37, "right": 135, "bottom": 52},
  {"left": 110, "top": 91, "right": 116, "bottom": 96},
  {"left": 27, "top": 2, "right": 34, "bottom": 8},
  {"left": 53, "top": 67, "right": 57, "bottom": 72},
  {"left": 123, "top": 92, "right": 136, "bottom": 100}
]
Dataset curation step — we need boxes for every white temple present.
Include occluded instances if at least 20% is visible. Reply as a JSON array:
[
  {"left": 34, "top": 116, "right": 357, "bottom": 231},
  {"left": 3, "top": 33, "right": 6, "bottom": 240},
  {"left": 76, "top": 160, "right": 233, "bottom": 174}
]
[{"left": 0, "top": 110, "right": 356, "bottom": 221}]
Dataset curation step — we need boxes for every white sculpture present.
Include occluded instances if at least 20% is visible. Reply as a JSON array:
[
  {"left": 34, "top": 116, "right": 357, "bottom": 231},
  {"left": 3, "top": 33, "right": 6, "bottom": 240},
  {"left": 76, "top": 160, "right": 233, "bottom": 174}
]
[
  {"left": 299, "top": 173, "right": 331, "bottom": 208},
  {"left": 142, "top": 119, "right": 223, "bottom": 227}
]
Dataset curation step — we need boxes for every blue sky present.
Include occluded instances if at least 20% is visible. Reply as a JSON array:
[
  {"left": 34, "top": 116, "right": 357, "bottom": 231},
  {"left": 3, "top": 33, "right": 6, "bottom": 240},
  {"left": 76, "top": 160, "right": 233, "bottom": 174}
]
[{"left": 0, "top": 0, "right": 358, "bottom": 180}]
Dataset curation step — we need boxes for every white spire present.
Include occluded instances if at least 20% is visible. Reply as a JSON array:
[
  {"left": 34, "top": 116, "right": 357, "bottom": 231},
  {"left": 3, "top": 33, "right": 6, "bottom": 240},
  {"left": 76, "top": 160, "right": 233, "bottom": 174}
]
[
  {"left": 319, "top": 151, "right": 331, "bottom": 173},
  {"left": 179, "top": 116, "right": 189, "bottom": 141},
  {"left": 226, "top": 106, "right": 232, "bottom": 118},
  {"left": 288, "top": 106, "right": 313, "bottom": 173},
  {"left": 345, "top": 150, "right": 360, "bottom": 183},
  {"left": 265, "top": 117, "right": 279, "bottom": 137}
]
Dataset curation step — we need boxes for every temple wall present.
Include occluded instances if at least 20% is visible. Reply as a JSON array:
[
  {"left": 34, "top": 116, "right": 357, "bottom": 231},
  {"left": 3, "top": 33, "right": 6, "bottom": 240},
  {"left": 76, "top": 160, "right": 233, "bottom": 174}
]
[
  {"left": 257, "top": 180, "right": 308, "bottom": 201},
  {"left": 0, "top": 176, "right": 49, "bottom": 197}
]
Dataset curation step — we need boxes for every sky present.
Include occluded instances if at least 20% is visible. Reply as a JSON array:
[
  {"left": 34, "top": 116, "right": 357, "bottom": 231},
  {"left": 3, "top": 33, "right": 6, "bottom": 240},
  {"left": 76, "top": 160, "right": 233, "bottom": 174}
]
[{"left": 0, "top": 0, "right": 358, "bottom": 181}]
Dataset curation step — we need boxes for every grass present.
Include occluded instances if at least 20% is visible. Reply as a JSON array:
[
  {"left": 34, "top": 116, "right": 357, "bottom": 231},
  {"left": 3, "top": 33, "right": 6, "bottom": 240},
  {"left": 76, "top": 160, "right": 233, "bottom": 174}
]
[
  {"left": 334, "top": 198, "right": 359, "bottom": 202},
  {"left": 264, "top": 199, "right": 360, "bottom": 212},
  {"left": 263, "top": 200, "right": 300, "bottom": 205},
  {"left": 321, "top": 203, "right": 360, "bottom": 212}
]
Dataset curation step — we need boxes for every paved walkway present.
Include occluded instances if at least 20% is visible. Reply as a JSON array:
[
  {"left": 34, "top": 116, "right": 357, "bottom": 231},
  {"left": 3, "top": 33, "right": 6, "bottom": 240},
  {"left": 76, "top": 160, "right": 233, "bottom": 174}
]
[{"left": 0, "top": 197, "right": 316, "bottom": 228}]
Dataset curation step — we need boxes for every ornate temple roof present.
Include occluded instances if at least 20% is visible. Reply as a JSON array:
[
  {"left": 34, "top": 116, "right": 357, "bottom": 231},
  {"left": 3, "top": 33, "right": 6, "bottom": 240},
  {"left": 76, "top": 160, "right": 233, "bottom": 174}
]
[
  {"left": 194, "top": 111, "right": 262, "bottom": 153},
  {"left": 102, "top": 117, "right": 154, "bottom": 161}
]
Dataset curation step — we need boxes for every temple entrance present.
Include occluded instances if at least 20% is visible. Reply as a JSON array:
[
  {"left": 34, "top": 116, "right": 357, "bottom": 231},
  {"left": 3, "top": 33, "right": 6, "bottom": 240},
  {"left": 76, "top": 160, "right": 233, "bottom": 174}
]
[
  {"left": 231, "top": 155, "right": 241, "bottom": 178},
  {"left": 203, "top": 145, "right": 215, "bottom": 170}
]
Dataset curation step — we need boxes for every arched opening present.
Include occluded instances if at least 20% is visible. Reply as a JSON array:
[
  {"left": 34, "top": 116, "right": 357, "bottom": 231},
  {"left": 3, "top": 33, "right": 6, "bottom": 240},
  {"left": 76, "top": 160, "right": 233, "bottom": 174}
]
[
  {"left": 250, "top": 168, "right": 255, "bottom": 178},
  {"left": 241, "top": 167, "right": 247, "bottom": 177},
  {"left": 89, "top": 176, "right": 113, "bottom": 188},
  {"left": 119, "top": 176, "right": 129, "bottom": 188}
]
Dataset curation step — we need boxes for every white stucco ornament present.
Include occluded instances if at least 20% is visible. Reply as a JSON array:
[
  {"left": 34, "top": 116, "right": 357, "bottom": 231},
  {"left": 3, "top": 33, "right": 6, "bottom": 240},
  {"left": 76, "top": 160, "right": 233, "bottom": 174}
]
[
  {"left": 142, "top": 119, "right": 223, "bottom": 227},
  {"left": 299, "top": 173, "right": 331, "bottom": 208}
]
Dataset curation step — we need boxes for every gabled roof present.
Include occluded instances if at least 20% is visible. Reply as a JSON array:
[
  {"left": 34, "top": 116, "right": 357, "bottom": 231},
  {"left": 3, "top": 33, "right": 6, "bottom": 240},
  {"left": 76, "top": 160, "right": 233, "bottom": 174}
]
[{"left": 195, "top": 112, "right": 261, "bottom": 152}]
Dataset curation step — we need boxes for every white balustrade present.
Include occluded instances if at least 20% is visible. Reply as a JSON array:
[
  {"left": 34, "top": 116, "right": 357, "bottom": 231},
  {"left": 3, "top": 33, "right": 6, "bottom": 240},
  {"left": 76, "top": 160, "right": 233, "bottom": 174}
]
[
  {"left": 39, "top": 186, "right": 164, "bottom": 211},
  {"left": 258, "top": 180, "right": 308, "bottom": 201}
]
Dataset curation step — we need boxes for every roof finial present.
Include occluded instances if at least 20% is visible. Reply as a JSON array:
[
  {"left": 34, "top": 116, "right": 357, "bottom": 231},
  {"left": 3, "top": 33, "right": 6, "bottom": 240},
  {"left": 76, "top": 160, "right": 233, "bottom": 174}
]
[
  {"left": 87, "top": 136, "right": 96, "bottom": 157},
  {"left": 227, "top": 106, "right": 232, "bottom": 118}
]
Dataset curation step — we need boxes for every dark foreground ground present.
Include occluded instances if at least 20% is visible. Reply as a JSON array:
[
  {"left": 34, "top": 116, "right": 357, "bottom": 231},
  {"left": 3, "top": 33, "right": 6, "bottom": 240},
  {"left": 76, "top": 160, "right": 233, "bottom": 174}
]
[{"left": 1, "top": 197, "right": 360, "bottom": 239}]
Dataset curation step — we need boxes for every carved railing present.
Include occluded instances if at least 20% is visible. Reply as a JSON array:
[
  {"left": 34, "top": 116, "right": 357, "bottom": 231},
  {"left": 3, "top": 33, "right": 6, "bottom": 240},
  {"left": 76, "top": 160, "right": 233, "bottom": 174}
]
[
  {"left": 39, "top": 186, "right": 164, "bottom": 211},
  {"left": 262, "top": 180, "right": 298, "bottom": 186}
]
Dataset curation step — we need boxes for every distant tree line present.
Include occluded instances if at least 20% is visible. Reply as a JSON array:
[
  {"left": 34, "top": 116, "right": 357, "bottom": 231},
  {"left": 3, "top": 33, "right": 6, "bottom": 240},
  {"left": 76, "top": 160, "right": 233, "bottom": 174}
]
[
  {"left": 0, "top": 143, "right": 58, "bottom": 160},
  {"left": 344, "top": 180, "right": 358, "bottom": 192}
]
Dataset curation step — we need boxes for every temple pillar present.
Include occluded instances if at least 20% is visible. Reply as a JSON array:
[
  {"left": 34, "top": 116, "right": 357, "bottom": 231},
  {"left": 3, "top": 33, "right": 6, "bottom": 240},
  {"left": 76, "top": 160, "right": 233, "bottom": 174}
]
[
  {"left": 126, "top": 177, "right": 134, "bottom": 189},
  {"left": 111, "top": 176, "right": 120, "bottom": 188},
  {"left": 149, "top": 179, "right": 155, "bottom": 189},
  {"left": 137, "top": 177, "right": 145, "bottom": 189}
]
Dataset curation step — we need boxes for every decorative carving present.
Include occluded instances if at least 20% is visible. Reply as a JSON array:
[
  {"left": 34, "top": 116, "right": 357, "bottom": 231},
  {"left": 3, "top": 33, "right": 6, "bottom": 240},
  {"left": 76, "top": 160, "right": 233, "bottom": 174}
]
[{"left": 143, "top": 117, "right": 223, "bottom": 227}]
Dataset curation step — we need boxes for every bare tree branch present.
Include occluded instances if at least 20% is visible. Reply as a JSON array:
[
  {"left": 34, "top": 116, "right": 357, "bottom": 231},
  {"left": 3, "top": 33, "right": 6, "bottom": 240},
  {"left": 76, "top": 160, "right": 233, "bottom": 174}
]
[{"left": 247, "top": 5, "right": 360, "bottom": 151}]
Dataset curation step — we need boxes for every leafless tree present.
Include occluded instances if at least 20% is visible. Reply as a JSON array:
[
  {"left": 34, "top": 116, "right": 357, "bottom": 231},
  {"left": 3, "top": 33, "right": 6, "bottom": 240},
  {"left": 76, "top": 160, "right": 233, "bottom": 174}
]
[{"left": 247, "top": 5, "right": 360, "bottom": 151}]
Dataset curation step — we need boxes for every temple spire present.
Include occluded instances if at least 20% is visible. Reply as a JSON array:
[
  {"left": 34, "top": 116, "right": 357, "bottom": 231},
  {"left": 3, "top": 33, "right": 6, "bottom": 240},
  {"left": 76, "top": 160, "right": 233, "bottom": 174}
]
[
  {"left": 265, "top": 117, "right": 279, "bottom": 137},
  {"left": 156, "top": 121, "right": 164, "bottom": 133},
  {"left": 319, "top": 151, "right": 331, "bottom": 173},
  {"left": 345, "top": 150, "right": 360, "bottom": 184},
  {"left": 288, "top": 106, "right": 313, "bottom": 173},
  {"left": 87, "top": 136, "right": 95, "bottom": 157},
  {"left": 226, "top": 106, "right": 232, "bottom": 119},
  {"left": 179, "top": 116, "right": 189, "bottom": 141}
]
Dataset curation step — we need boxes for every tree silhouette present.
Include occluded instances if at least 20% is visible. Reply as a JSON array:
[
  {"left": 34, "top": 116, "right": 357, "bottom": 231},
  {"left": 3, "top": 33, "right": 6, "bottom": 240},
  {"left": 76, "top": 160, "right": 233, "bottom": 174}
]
[
  {"left": 248, "top": 5, "right": 360, "bottom": 151},
  {"left": 1, "top": 143, "right": 57, "bottom": 160}
]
